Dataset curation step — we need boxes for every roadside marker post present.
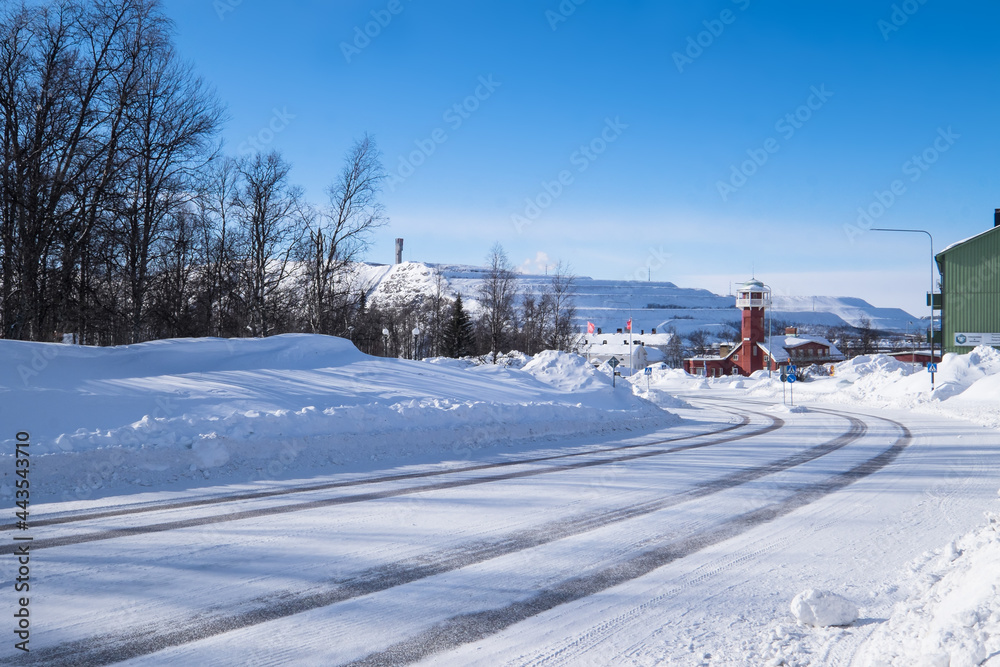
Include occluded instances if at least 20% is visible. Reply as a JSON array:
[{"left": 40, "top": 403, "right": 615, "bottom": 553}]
[
  {"left": 928, "top": 362, "right": 938, "bottom": 391},
  {"left": 644, "top": 365, "right": 652, "bottom": 391}
]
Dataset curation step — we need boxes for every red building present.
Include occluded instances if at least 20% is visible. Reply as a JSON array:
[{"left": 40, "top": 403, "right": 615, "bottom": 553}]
[{"left": 683, "top": 279, "right": 844, "bottom": 377}]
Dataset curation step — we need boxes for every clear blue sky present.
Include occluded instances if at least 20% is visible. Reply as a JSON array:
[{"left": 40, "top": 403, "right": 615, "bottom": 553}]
[{"left": 162, "top": 0, "right": 999, "bottom": 316}]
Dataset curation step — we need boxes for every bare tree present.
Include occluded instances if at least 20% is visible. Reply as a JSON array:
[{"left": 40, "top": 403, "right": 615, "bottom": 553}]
[
  {"left": 685, "top": 329, "right": 711, "bottom": 356},
  {"left": 193, "top": 156, "right": 241, "bottom": 336},
  {"left": 545, "top": 261, "right": 576, "bottom": 351},
  {"left": 857, "top": 315, "right": 878, "bottom": 355},
  {"left": 232, "top": 151, "right": 303, "bottom": 337},
  {"left": 424, "top": 271, "right": 450, "bottom": 357},
  {"left": 517, "top": 290, "right": 550, "bottom": 355},
  {"left": 0, "top": 0, "right": 222, "bottom": 343},
  {"left": 665, "top": 326, "right": 683, "bottom": 367},
  {"left": 476, "top": 243, "right": 518, "bottom": 363},
  {"left": 114, "top": 43, "right": 222, "bottom": 342},
  {"left": 301, "top": 134, "right": 386, "bottom": 334}
]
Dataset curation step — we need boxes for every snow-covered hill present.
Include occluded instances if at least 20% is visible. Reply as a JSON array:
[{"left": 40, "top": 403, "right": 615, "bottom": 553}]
[{"left": 355, "top": 261, "right": 921, "bottom": 335}]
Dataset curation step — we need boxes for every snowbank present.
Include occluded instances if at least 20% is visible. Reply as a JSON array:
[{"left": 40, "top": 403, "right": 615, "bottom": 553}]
[
  {"left": 854, "top": 511, "right": 1000, "bottom": 667},
  {"left": 0, "top": 336, "right": 676, "bottom": 502}
]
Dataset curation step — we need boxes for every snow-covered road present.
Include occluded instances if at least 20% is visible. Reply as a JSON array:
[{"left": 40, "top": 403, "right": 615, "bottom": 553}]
[{"left": 7, "top": 394, "right": 998, "bottom": 666}]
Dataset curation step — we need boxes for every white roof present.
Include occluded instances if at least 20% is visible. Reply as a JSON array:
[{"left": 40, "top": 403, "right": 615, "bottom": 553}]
[
  {"left": 758, "top": 335, "right": 844, "bottom": 362},
  {"left": 939, "top": 225, "right": 1000, "bottom": 256},
  {"left": 583, "top": 343, "right": 665, "bottom": 362},
  {"left": 577, "top": 332, "right": 676, "bottom": 345}
]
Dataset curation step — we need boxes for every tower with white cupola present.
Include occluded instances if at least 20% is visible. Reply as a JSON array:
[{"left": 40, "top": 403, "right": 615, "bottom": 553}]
[{"left": 734, "top": 279, "right": 771, "bottom": 375}]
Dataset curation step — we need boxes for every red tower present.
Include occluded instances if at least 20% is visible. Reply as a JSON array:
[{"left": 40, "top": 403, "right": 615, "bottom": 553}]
[{"left": 734, "top": 279, "right": 771, "bottom": 376}]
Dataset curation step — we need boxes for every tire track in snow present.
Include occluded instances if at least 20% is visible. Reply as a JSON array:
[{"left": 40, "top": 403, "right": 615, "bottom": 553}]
[
  {"left": 17, "top": 412, "right": 878, "bottom": 667},
  {"left": 342, "top": 411, "right": 909, "bottom": 667},
  {"left": 8, "top": 410, "right": 753, "bottom": 532},
  {"left": 0, "top": 412, "right": 779, "bottom": 556}
]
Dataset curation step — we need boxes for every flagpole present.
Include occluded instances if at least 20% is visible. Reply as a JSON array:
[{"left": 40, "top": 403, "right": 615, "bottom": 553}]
[{"left": 624, "top": 312, "right": 634, "bottom": 376}]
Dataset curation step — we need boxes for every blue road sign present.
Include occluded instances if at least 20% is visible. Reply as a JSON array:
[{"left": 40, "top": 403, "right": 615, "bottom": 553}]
[
  {"left": 780, "top": 373, "right": 788, "bottom": 382},
  {"left": 788, "top": 374, "right": 797, "bottom": 383},
  {"left": 927, "top": 363, "right": 938, "bottom": 373},
  {"left": 787, "top": 365, "right": 798, "bottom": 373},
  {"left": 644, "top": 366, "right": 652, "bottom": 376}
]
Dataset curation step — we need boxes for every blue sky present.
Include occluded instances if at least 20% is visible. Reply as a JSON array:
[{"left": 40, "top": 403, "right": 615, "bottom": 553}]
[{"left": 162, "top": 0, "right": 999, "bottom": 316}]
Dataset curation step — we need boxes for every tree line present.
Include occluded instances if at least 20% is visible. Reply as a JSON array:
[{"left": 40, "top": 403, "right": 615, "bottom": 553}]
[{"left": 0, "top": 0, "right": 578, "bottom": 360}]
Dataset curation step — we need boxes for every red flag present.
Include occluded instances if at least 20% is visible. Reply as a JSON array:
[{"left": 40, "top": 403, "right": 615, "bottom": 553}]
[
  {"left": 587, "top": 321, "right": 595, "bottom": 334},
  {"left": 626, "top": 318, "right": 632, "bottom": 331}
]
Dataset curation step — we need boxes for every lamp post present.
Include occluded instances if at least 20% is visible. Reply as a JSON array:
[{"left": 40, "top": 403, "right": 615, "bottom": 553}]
[
  {"left": 870, "top": 228, "right": 936, "bottom": 389},
  {"left": 761, "top": 281, "right": 773, "bottom": 378},
  {"left": 382, "top": 328, "right": 390, "bottom": 357},
  {"left": 412, "top": 326, "right": 421, "bottom": 360}
]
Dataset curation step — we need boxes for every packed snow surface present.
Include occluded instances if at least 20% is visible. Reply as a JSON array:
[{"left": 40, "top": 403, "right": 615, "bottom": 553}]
[{"left": 3, "top": 334, "right": 1000, "bottom": 666}]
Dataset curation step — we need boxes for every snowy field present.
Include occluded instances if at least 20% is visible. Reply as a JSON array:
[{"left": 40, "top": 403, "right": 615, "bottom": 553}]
[{"left": 1, "top": 336, "right": 999, "bottom": 666}]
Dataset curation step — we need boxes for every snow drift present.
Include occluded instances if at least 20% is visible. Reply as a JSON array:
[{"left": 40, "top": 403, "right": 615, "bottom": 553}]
[{"left": 0, "top": 335, "right": 675, "bottom": 503}]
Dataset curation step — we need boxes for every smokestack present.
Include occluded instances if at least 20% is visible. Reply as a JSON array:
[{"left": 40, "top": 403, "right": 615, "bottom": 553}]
[
  {"left": 395, "top": 238, "right": 403, "bottom": 264},
  {"left": 995, "top": 209, "right": 999, "bottom": 228}
]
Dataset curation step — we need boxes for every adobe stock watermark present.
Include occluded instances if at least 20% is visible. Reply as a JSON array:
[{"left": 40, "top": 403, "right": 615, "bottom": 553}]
[
  {"left": 16, "top": 345, "right": 61, "bottom": 385},
  {"left": 237, "top": 108, "right": 295, "bottom": 156},
  {"left": 716, "top": 84, "right": 833, "bottom": 202},
  {"left": 387, "top": 75, "right": 502, "bottom": 192},
  {"left": 623, "top": 246, "right": 671, "bottom": 282},
  {"left": 214, "top": 0, "right": 243, "bottom": 21},
  {"left": 878, "top": 0, "right": 929, "bottom": 41},
  {"left": 512, "top": 117, "right": 628, "bottom": 233},
  {"left": 673, "top": 0, "right": 752, "bottom": 74},
  {"left": 843, "top": 126, "right": 959, "bottom": 244},
  {"left": 340, "top": 0, "right": 412, "bottom": 64},
  {"left": 545, "top": 0, "right": 587, "bottom": 31}
]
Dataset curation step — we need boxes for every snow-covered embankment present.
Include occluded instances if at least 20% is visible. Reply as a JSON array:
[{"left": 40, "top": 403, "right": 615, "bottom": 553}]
[{"left": 0, "top": 336, "right": 673, "bottom": 503}]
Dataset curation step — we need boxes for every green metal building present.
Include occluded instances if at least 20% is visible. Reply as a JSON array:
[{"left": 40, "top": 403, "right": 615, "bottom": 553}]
[{"left": 935, "top": 213, "right": 1000, "bottom": 354}]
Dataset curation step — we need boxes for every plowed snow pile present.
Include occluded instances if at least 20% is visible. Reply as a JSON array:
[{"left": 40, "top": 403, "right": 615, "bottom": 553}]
[
  {"left": 854, "top": 512, "right": 1000, "bottom": 667},
  {"left": 0, "top": 335, "right": 674, "bottom": 502}
]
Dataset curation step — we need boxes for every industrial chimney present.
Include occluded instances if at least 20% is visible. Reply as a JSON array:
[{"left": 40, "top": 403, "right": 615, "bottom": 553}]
[{"left": 395, "top": 238, "right": 403, "bottom": 264}]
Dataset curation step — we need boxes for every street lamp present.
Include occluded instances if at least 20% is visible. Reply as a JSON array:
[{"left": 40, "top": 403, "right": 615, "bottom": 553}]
[
  {"left": 382, "top": 328, "right": 390, "bottom": 357},
  {"left": 870, "top": 228, "right": 936, "bottom": 389},
  {"left": 412, "top": 326, "right": 421, "bottom": 360},
  {"left": 760, "top": 281, "right": 773, "bottom": 378}
]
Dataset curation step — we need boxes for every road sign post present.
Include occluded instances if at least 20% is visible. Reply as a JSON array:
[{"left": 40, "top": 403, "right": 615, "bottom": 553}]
[
  {"left": 609, "top": 357, "right": 620, "bottom": 388},
  {"left": 927, "top": 362, "right": 937, "bottom": 390},
  {"left": 644, "top": 365, "right": 652, "bottom": 391}
]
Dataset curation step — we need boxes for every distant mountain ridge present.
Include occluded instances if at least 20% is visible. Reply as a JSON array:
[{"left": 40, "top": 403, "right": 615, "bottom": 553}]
[{"left": 353, "top": 261, "right": 920, "bottom": 337}]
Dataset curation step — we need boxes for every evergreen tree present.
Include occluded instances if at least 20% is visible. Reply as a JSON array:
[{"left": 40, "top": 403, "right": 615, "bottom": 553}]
[{"left": 443, "top": 294, "right": 474, "bottom": 357}]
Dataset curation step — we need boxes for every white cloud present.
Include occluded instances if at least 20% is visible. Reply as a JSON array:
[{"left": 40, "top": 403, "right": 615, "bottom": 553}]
[{"left": 520, "top": 251, "right": 552, "bottom": 275}]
